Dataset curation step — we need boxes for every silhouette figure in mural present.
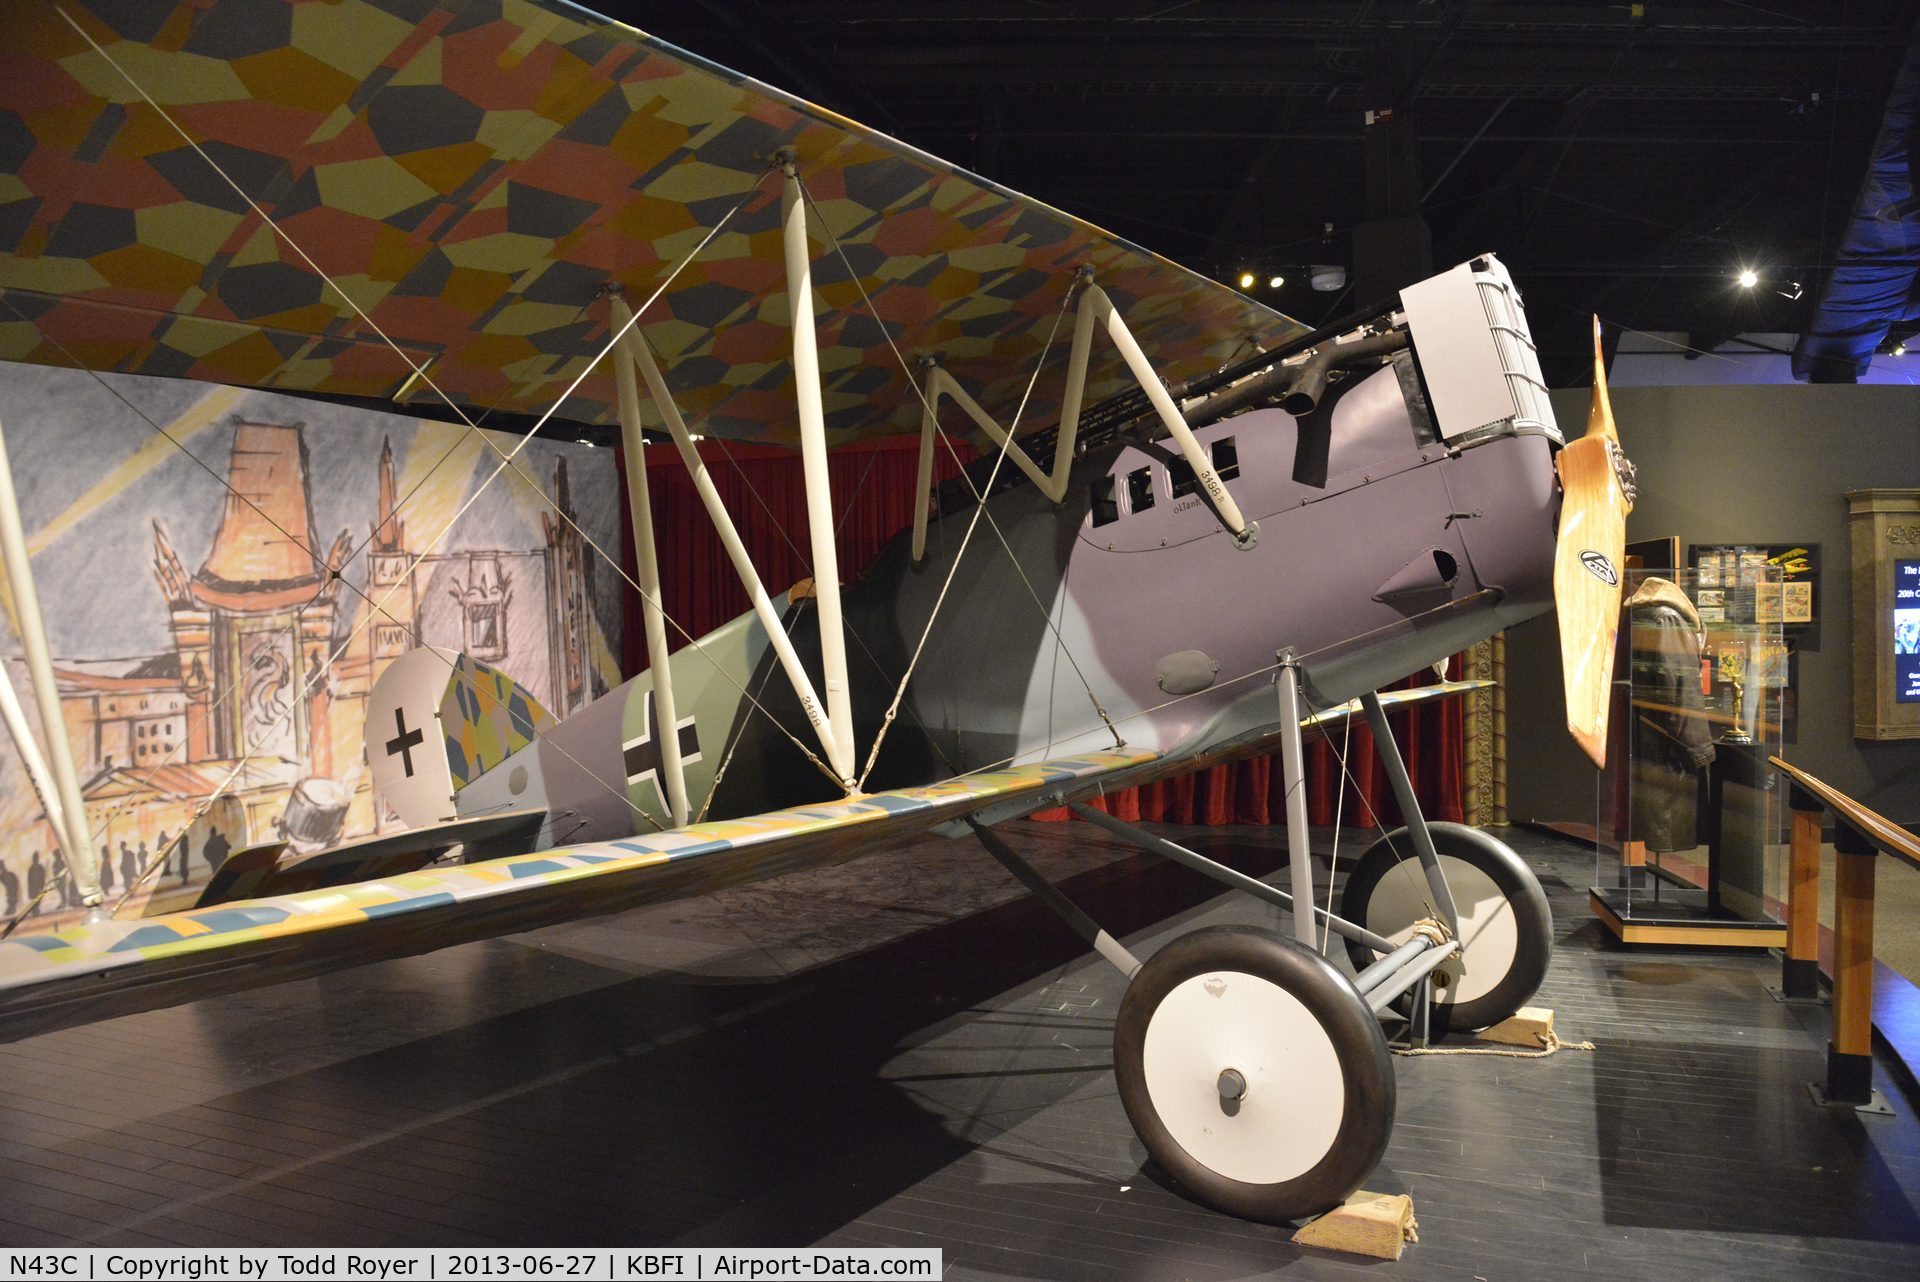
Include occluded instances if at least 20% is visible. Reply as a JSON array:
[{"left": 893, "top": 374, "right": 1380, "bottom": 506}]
[
  {"left": 26, "top": 851, "right": 44, "bottom": 915},
  {"left": 1, "top": 862, "right": 17, "bottom": 917},
  {"left": 98, "top": 844, "right": 114, "bottom": 895},
  {"left": 201, "top": 829, "right": 230, "bottom": 880},
  {"left": 120, "top": 841, "right": 137, "bottom": 892}
]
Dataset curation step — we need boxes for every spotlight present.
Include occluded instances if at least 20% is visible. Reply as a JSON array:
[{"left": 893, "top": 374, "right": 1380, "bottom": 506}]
[
  {"left": 1897, "top": 342, "right": 1909, "bottom": 357},
  {"left": 1268, "top": 275, "right": 1284, "bottom": 289},
  {"left": 1310, "top": 264, "right": 1346, "bottom": 292},
  {"left": 1238, "top": 272, "right": 1255, "bottom": 289},
  {"left": 1737, "top": 269, "right": 1758, "bottom": 288}
]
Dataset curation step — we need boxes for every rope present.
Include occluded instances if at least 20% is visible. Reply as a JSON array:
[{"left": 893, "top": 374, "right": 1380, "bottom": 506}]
[{"left": 1394, "top": 1030, "right": 1595, "bottom": 1059}]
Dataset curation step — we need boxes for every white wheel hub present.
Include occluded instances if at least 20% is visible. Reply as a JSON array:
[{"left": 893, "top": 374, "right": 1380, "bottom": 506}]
[
  {"left": 1141, "top": 970, "right": 1345, "bottom": 1185},
  {"left": 1366, "top": 853, "right": 1518, "bottom": 1005}
]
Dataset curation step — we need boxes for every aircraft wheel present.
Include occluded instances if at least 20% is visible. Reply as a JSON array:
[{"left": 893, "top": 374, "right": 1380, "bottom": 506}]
[
  {"left": 1114, "top": 925, "right": 1394, "bottom": 1223},
  {"left": 1340, "top": 823, "right": 1552, "bottom": 1031}
]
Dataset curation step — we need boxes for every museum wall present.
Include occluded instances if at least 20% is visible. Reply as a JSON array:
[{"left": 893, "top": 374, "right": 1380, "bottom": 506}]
[{"left": 1505, "top": 383, "right": 1920, "bottom": 827}]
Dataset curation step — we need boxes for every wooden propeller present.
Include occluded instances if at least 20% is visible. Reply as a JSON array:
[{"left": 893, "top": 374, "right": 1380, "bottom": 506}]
[{"left": 1553, "top": 317, "right": 1633, "bottom": 768}]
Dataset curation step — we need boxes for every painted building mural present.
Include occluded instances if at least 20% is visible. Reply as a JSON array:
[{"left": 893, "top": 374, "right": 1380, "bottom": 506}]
[{"left": 0, "top": 365, "right": 622, "bottom": 930}]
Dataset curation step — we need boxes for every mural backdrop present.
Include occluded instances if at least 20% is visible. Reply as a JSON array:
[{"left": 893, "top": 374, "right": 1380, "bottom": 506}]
[{"left": 0, "top": 365, "right": 622, "bottom": 930}]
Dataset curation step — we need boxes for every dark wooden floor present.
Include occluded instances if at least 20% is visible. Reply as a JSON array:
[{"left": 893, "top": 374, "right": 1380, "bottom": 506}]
[{"left": 2, "top": 824, "right": 1918, "bottom": 1280}]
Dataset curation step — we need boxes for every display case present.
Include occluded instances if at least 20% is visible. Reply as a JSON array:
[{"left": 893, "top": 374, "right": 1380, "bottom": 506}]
[{"left": 1588, "top": 565, "right": 1790, "bottom": 946}]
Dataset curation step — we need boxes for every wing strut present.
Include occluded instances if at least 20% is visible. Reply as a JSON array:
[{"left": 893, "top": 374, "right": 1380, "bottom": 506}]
[
  {"left": 608, "top": 301, "right": 692, "bottom": 825},
  {"left": 912, "top": 282, "right": 1261, "bottom": 557},
  {"left": 606, "top": 292, "right": 853, "bottom": 793},
  {"left": 0, "top": 413, "right": 99, "bottom": 907},
  {"left": 781, "top": 156, "right": 858, "bottom": 781}
]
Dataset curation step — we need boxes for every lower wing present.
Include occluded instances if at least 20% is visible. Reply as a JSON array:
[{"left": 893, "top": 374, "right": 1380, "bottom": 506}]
[
  {"left": 0, "top": 752, "right": 1147, "bottom": 1043},
  {"left": 0, "top": 678, "right": 1488, "bottom": 1044}
]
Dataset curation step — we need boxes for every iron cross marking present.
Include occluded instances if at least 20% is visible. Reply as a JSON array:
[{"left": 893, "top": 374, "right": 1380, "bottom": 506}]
[
  {"left": 623, "top": 691, "right": 702, "bottom": 802},
  {"left": 386, "top": 707, "right": 425, "bottom": 778}
]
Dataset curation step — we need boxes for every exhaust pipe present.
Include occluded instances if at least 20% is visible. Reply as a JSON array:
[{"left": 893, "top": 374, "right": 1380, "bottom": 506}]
[{"left": 1278, "top": 330, "right": 1406, "bottom": 417}]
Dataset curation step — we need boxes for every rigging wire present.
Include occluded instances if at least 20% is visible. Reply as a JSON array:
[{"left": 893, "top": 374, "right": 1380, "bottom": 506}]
[
  {"left": 1321, "top": 709, "right": 1352, "bottom": 954},
  {"left": 52, "top": 8, "right": 850, "bottom": 808},
  {"left": 0, "top": 286, "right": 687, "bottom": 928},
  {"left": 852, "top": 287, "right": 1077, "bottom": 790},
  {"left": 792, "top": 175, "right": 1123, "bottom": 776},
  {"left": 7, "top": 31, "right": 830, "bottom": 928}
]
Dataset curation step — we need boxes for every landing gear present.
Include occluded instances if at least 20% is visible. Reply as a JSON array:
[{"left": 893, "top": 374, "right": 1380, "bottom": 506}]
[
  {"left": 974, "top": 668, "right": 1547, "bottom": 1227},
  {"left": 1114, "top": 925, "right": 1394, "bottom": 1224},
  {"left": 1340, "top": 822, "right": 1552, "bottom": 1030}
]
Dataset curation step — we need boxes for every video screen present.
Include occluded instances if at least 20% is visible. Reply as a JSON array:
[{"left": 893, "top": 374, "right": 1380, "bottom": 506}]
[{"left": 1898, "top": 559, "right": 1920, "bottom": 703}]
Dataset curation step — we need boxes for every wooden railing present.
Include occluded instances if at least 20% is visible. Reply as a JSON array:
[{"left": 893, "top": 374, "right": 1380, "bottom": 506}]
[{"left": 1770, "top": 755, "right": 1920, "bottom": 1108}]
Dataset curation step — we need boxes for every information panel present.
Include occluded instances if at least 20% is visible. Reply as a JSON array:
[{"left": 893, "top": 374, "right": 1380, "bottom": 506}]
[{"left": 1898, "top": 558, "right": 1920, "bottom": 703}]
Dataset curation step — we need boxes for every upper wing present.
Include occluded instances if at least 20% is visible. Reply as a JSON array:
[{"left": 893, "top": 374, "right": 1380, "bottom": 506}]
[{"left": 0, "top": 1, "right": 1302, "bottom": 444}]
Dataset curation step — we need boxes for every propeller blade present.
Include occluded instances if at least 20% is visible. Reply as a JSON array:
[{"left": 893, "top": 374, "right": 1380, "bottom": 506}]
[{"left": 1553, "top": 317, "right": 1632, "bottom": 768}]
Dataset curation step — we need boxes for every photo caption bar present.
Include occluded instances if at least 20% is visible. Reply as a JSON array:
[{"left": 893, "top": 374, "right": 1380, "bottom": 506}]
[{"left": 0, "top": 1251, "right": 941, "bottom": 1282}]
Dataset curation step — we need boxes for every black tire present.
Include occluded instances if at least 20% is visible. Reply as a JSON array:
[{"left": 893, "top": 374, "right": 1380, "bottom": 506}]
[
  {"left": 1114, "top": 925, "right": 1395, "bottom": 1224},
  {"left": 1340, "top": 823, "right": 1552, "bottom": 1031}
]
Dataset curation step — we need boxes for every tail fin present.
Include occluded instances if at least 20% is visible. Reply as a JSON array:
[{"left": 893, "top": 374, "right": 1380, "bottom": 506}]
[{"left": 369, "top": 648, "right": 556, "bottom": 828}]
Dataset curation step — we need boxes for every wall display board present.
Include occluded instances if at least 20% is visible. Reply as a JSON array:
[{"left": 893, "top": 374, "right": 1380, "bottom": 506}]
[
  {"left": 1688, "top": 542, "right": 1819, "bottom": 640},
  {"left": 0, "top": 366, "right": 623, "bottom": 931},
  {"left": 1688, "top": 542, "right": 1814, "bottom": 741},
  {"left": 1847, "top": 490, "right": 1920, "bottom": 740}
]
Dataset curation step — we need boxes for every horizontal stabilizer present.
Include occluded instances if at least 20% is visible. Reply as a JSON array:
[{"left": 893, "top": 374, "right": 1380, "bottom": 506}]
[{"left": 193, "top": 810, "right": 548, "bottom": 909}]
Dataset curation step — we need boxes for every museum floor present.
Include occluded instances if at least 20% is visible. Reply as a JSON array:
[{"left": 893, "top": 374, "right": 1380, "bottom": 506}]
[{"left": 2, "top": 824, "right": 1918, "bottom": 1280}]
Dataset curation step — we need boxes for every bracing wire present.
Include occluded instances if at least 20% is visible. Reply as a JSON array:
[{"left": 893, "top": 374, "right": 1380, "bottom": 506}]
[
  {"left": 1321, "top": 709, "right": 1352, "bottom": 955},
  {"left": 1, "top": 267, "right": 698, "bottom": 923},
  {"left": 1305, "top": 695, "right": 1443, "bottom": 932},
  {"left": 50, "top": 6, "right": 851, "bottom": 823},
  {"left": 4, "top": 15, "right": 838, "bottom": 929},
  {"left": 789, "top": 175, "right": 1123, "bottom": 780},
  {"left": 853, "top": 289, "right": 1078, "bottom": 790}
]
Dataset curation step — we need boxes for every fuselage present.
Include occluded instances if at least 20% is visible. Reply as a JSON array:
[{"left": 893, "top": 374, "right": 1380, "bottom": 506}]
[{"left": 454, "top": 350, "right": 1561, "bottom": 842}]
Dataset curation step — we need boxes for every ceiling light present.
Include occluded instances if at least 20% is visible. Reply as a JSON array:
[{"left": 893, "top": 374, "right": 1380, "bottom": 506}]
[
  {"left": 1238, "top": 272, "right": 1255, "bottom": 289},
  {"left": 1268, "top": 275, "right": 1284, "bottom": 289},
  {"left": 1896, "top": 342, "right": 1909, "bottom": 357},
  {"left": 1737, "top": 269, "right": 1758, "bottom": 288}
]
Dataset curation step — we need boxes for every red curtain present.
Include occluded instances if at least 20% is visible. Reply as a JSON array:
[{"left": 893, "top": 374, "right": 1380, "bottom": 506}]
[
  {"left": 616, "top": 441, "right": 1464, "bottom": 826},
  {"left": 616, "top": 434, "right": 976, "bottom": 672},
  {"left": 1029, "top": 659, "right": 1465, "bottom": 828}
]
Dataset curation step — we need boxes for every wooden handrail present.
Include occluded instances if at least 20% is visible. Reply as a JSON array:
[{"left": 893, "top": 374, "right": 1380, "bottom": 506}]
[
  {"left": 1768, "top": 755, "right": 1911, "bottom": 1109},
  {"left": 1769, "top": 756, "right": 1920, "bottom": 867}
]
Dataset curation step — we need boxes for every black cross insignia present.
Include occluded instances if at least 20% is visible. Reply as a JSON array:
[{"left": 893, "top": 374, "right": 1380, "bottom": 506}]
[
  {"left": 386, "top": 707, "right": 426, "bottom": 778},
  {"left": 622, "top": 690, "right": 701, "bottom": 806}
]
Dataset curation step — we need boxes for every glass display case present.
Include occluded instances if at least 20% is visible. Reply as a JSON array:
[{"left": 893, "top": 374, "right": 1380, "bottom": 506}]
[{"left": 1589, "top": 565, "right": 1790, "bottom": 946}]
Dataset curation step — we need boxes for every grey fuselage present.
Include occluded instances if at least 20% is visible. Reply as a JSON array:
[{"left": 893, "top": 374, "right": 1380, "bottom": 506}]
[{"left": 697, "top": 356, "right": 1561, "bottom": 818}]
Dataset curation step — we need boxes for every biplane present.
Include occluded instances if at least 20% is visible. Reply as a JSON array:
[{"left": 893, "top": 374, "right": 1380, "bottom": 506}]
[{"left": 0, "top": 0, "right": 1634, "bottom": 1226}]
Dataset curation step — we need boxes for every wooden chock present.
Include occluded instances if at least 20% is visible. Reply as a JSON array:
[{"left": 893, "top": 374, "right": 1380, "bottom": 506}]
[
  {"left": 1292, "top": 1191, "right": 1419, "bottom": 1260},
  {"left": 1477, "top": 1006, "right": 1555, "bottom": 1048}
]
